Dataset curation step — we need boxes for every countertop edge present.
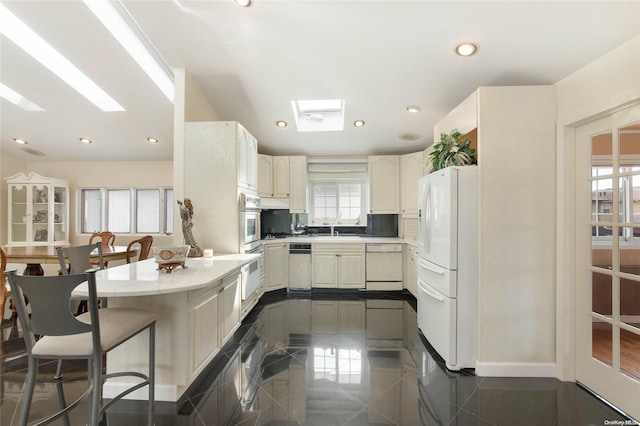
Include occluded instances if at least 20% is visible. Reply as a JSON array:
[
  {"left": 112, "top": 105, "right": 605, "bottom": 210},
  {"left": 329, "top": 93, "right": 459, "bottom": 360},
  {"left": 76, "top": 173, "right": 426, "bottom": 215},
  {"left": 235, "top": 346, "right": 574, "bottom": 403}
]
[{"left": 72, "top": 254, "right": 260, "bottom": 298}]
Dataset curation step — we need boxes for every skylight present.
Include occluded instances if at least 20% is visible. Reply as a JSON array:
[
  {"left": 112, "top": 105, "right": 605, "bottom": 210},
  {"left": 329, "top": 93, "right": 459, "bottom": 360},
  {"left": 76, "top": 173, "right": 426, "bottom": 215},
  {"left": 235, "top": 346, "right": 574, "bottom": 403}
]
[
  {"left": 291, "top": 99, "right": 345, "bottom": 132},
  {"left": 0, "top": 83, "right": 45, "bottom": 111},
  {"left": 83, "top": 0, "right": 174, "bottom": 103},
  {"left": 0, "top": 3, "right": 124, "bottom": 111}
]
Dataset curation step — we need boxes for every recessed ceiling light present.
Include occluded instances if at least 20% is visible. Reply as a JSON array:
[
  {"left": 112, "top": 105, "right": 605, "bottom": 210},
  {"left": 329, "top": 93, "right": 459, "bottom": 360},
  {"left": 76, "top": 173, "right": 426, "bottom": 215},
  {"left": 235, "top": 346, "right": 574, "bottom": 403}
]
[
  {"left": 79, "top": 137, "right": 93, "bottom": 144},
  {"left": 235, "top": 0, "right": 251, "bottom": 6},
  {"left": 1, "top": 83, "right": 45, "bottom": 111},
  {"left": 276, "top": 120, "right": 288, "bottom": 128},
  {"left": 13, "top": 138, "right": 28, "bottom": 144},
  {"left": 399, "top": 133, "right": 420, "bottom": 141},
  {"left": 354, "top": 120, "right": 365, "bottom": 128},
  {"left": 406, "top": 105, "right": 421, "bottom": 113},
  {"left": 83, "top": 0, "right": 174, "bottom": 103},
  {"left": 147, "top": 137, "right": 159, "bottom": 144},
  {"left": 455, "top": 42, "right": 479, "bottom": 57},
  {"left": 0, "top": 3, "right": 124, "bottom": 111}
]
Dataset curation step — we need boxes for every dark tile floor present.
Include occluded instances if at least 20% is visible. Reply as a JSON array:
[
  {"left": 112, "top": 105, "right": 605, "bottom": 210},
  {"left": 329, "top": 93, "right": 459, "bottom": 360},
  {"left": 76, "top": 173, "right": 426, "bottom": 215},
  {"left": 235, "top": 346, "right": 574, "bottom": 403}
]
[{"left": 0, "top": 290, "right": 636, "bottom": 425}]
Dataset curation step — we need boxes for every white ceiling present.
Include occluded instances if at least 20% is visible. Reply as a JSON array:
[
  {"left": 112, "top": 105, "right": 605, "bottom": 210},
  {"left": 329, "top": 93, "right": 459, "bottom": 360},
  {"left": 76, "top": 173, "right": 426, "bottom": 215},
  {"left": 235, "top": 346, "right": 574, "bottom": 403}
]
[{"left": 1, "top": 0, "right": 639, "bottom": 162}]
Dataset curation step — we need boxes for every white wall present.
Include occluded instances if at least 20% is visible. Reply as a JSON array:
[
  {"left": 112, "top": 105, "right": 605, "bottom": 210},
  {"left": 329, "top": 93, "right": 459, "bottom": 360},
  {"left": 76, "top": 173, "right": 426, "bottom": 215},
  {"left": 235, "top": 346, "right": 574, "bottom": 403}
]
[
  {"left": 173, "top": 67, "right": 221, "bottom": 246},
  {"left": 476, "top": 86, "right": 557, "bottom": 376},
  {"left": 555, "top": 35, "right": 640, "bottom": 381}
]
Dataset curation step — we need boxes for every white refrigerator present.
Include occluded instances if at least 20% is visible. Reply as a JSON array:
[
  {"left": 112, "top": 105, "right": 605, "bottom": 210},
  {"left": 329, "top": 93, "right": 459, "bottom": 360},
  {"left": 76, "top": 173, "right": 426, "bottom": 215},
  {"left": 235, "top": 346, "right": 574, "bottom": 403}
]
[{"left": 417, "top": 165, "right": 478, "bottom": 371}]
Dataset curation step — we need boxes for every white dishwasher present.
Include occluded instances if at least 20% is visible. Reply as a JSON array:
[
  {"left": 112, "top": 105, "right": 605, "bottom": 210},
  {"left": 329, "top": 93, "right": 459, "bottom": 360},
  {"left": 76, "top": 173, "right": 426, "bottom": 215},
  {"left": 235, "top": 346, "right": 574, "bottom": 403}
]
[
  {"left": 366, "top": 243, "right": 403, "bottom": 291},
  {"left": 289, "top": 243, "right": 312, "bottom": 289}
]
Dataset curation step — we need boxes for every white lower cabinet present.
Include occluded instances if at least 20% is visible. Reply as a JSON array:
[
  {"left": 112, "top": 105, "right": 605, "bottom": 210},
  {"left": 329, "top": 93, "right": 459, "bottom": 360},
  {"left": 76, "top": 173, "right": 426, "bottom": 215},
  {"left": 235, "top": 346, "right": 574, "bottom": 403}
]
[
  {"left": 311, "top": 243, "right": 365, "bottom": 289},
  {"left": 189, "top": 271, "right": 241, "bottom": 380},
  {"left": 190, "top": 286, "right": 221, "bottom": 377},
  {"left": 222, "top": 272, "right": 241, "bottom": 343},
  {"left": 404, "top": 245, "right": 418, "bottom": 297},
  {"left": 311, "top": 253, "right": 338, "bottom": 288},
  {"left": 265, "top": 242, "right": 288, "bottom": 291}
]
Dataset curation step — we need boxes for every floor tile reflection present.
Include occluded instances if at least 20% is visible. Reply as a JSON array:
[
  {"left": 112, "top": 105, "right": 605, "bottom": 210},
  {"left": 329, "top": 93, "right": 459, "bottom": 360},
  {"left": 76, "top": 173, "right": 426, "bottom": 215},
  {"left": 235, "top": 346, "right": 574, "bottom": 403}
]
[{"left": 1, "top": 290, "right": 636, "bottom": 425}]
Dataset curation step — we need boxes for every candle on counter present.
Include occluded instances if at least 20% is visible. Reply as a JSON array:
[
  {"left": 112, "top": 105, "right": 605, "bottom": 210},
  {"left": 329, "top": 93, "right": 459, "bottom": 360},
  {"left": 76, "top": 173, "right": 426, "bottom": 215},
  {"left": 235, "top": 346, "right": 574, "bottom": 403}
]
[{"left": 203, "top": 248, "right": 214, "bottom": 258}]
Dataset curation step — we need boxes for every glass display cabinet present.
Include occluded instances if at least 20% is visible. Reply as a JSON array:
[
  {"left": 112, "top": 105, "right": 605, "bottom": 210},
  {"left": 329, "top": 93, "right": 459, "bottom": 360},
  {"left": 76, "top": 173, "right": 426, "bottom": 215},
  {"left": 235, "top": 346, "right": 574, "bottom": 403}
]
[{"left": 5, "top": 172, "right": 69, "bottom": 246}]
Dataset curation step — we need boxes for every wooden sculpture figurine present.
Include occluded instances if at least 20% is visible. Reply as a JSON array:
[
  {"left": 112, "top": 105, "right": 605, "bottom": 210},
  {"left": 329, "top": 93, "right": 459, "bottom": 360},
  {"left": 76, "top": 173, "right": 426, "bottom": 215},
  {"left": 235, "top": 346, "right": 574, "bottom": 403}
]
[{"left": 177, "top": 198, "right": 203, "bottom": 257}]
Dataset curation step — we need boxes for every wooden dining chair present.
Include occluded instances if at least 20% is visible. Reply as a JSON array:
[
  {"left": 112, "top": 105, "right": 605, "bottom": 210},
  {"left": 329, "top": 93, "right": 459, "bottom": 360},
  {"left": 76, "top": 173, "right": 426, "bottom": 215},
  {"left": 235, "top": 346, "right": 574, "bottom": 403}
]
[
  {"left": 89, "top": 231, "right": 115, "bottom": 267},
  {"left": 89, "top": 231, "right": 116, "bottom": 247},
  {"left": 126, "top": 235, "right": 154, "bottom": 264}
]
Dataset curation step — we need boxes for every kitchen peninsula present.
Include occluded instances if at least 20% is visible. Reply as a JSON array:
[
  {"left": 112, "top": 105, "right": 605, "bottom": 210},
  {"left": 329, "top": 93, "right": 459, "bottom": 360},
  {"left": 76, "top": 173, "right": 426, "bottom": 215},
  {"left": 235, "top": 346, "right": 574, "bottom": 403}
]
[{"left": 72, "top": 253, "right": 260, "bottom": 402}]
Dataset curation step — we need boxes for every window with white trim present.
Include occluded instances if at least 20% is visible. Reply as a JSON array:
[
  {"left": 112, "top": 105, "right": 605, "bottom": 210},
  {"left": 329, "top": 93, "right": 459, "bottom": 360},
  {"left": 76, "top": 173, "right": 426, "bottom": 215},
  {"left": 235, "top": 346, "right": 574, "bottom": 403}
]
[
  {"left": 309, "top": 180, "right": 366, "bottom": 225},
  {"left": 80, "top": 187, "right": 173, "bottom": 235}
]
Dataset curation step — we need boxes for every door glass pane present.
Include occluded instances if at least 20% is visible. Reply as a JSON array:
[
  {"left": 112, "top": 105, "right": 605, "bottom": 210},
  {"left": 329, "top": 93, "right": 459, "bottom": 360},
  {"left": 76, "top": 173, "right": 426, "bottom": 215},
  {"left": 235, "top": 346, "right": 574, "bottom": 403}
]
[
  {"left": 53, "top": 186, "right": 66, "bottom": 242},
  {"left": 620, "top": 329, "right": 640, "bottom": 382},
  {"left": 592, "top": 131, "right": 613, "bottom": 159},
  {"left": 591, "top": 240, "right": 612, "bottom": 269},
  {"left": 619, "top": 123, "right": 640, "bottom": 171},
  {"left": 592, "top": 320, "right": 613, "bottom": 368},
  {"left": 592, "top": 272, "right": 612, "bottom": 318},
  {"left": 620, "top": 277, "right": 640, "bottom": 328},
  {"left": 631, "top": 174, "right": 640, "bottom": 230},
  {"left": 591, "top": 179, "right": 614, "bottom": 230},
  {"left": 11, "top": 186, "right": 27, "bottom": 242},
  {"left": 620, "top": 246, "right": 640, "bottom": 277}
]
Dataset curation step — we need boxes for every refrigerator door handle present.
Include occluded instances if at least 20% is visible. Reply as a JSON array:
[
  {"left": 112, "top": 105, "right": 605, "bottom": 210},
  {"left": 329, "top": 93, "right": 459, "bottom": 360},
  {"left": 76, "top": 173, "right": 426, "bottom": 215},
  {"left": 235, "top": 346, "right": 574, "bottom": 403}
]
[
  {"left": 418, "top": 260, "right": 445, "bottom": 275},
  {"left": 419, "top": 181, "right": 431, "bottom": 254},
  {"left": 418, "top": 279, "right": 445, "bottom": 302}
]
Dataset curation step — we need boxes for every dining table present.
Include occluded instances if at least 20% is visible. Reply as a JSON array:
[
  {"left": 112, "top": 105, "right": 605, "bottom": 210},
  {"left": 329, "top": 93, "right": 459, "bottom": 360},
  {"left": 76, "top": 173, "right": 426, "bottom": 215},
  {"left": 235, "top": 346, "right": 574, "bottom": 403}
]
[{"left": 2, "top": 245, "right": 138, "bottom": 276}]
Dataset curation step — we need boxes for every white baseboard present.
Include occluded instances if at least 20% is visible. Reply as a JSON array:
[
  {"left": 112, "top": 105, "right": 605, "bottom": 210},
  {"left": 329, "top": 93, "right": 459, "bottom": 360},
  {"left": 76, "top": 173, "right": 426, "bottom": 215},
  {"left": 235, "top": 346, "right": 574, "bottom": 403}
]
[{"left": 475, "top": 361, "right": 557, "bottom": 378}]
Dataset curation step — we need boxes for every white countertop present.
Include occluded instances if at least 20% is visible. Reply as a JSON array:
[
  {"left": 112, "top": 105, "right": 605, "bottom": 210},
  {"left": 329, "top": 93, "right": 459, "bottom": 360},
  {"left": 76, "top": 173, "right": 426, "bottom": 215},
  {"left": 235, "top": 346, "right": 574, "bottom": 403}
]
[{"left": 72, "top": 254, "right": 260, "bottom": 298}]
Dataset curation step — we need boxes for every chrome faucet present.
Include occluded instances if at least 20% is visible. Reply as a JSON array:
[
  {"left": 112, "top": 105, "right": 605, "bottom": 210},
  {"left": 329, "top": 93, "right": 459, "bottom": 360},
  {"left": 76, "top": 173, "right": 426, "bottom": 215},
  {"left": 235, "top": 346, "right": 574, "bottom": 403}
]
[{"left": 330, "top": 224, "right": 335, "bottom": 237}]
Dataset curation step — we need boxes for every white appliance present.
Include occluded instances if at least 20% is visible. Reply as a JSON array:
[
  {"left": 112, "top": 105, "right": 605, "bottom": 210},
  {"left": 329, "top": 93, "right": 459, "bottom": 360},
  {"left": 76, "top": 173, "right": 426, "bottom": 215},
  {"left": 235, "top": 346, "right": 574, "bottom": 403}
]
[
  {"left": 417, "top": 166, "right": 478, "bottom": 371},
  {"left": 241, "top": 244, "right": 262, "bottom": 301},
  {"left": 366, "top": 243, "right": 403, "bottom": 291},
  {"left": 239, "top": 193, "right": 261, "bottom": 253},
  {"left": 289, "top": 243, "right": 312, "bottom": 289}
]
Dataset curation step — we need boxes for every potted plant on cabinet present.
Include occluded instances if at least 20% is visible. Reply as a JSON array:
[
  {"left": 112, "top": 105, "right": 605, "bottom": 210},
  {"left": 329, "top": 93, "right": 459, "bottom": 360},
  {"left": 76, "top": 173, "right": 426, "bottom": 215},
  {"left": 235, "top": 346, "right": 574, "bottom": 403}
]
[{"left": 425, "top": 129, "right": 477, "bottom": 173}]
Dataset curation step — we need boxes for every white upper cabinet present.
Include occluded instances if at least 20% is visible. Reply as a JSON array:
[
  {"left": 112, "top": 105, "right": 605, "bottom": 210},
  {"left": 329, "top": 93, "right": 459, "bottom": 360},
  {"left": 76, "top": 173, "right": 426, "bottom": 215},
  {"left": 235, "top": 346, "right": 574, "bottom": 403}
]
[
  {"left": 400, "top": 151, "right": 424, "bottom": 217},
  {"left": 289, "top": 156, "right": 308, "bottom": 213},
  {"left": 258, "top": 155, "right": 298, "bottom": 200},
  {"left": 272, "top": 156, "right": 290, "bottom": 197},
  {"left": 237, "top": 124, "right": 258, "bottom": 192},
  {"left": 6, "top": 173, "right": 69, "bottom": 246},
  {"left": 369, "top": 155, "right": 400, "bottom": 214},
  {"left": 257, "top": 154, "right": 273, "bottom": 197}
]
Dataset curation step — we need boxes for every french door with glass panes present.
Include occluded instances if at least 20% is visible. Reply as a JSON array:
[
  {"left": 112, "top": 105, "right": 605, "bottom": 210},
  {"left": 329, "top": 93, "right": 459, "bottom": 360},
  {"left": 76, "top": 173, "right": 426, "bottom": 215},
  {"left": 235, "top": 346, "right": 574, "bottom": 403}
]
[{"left": 575, "top": 103, "right": 640, "bottom": 420}]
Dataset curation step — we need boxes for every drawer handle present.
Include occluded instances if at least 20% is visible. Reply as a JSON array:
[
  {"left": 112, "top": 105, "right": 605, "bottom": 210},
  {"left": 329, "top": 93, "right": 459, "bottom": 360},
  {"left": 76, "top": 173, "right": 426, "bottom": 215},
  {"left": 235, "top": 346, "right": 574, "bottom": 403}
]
[
  {"left": 418, "top": 279, "right": 445, "bottom": 302},
  {"left": 418, "top": 260, "right": 445, "bottom": 275}
]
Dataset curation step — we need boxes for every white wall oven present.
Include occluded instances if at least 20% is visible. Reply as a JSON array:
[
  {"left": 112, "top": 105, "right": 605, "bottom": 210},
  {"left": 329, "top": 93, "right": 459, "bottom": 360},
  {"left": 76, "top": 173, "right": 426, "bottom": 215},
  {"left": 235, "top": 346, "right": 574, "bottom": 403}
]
[{"left": 239, "top": 193, "right": 261, "bottom": 253}]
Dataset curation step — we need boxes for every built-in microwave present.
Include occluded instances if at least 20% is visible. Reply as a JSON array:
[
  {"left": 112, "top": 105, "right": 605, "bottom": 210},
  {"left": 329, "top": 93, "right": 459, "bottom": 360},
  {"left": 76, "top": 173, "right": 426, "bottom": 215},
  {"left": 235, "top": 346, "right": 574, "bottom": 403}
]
[{"left": 239, "top": 193, "right": 261, "bottom": 252}]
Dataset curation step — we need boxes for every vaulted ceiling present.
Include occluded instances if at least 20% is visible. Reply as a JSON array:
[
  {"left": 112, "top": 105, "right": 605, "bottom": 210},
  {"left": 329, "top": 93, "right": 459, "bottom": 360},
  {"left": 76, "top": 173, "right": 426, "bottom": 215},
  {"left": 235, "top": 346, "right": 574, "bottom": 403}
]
[{"left": 2, "top": 1, "right": 639, "bottom": 162}]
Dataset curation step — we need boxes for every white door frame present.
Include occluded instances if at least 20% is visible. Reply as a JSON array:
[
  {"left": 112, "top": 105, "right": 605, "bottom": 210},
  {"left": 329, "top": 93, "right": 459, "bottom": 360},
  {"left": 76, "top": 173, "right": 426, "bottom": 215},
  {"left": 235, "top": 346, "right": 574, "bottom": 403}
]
[{"left": 556, "top": 100, "right": 640, "bottom": 412}]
